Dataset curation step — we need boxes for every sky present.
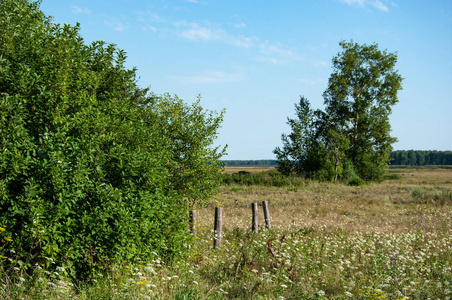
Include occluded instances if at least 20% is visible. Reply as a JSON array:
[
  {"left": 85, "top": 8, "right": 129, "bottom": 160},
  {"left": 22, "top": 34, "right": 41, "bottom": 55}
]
[{"left": 39, "top": 0, "right": 452, "bottom": 160}]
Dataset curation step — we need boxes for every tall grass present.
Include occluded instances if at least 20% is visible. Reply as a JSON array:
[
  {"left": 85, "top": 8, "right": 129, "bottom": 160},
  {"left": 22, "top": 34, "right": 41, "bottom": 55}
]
[{"left": 2, "top": 225, "right": 451, "bottom": 299}]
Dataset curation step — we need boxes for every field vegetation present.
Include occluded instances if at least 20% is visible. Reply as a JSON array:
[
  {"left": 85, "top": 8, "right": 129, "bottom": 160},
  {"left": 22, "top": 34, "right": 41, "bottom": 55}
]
[
  {"left": 1, "top": 1, "right": 450, "bottom": 299},
  {"left": 2, "top": 167, "right": 451, "bottom": 299}
]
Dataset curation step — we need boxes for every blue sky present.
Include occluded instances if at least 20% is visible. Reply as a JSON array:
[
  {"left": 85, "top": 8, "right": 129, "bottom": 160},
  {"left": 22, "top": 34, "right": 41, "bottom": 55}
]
[{"left": 39, "top": 0, "right": 452, "bottom": 159}]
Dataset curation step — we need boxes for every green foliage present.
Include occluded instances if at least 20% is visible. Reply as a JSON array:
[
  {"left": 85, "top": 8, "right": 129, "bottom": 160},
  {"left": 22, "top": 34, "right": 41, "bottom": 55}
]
[
  {"left": 0, "top": 0, "right": 225, "bottom": 280},
  {"left": 145, "top": 93, "right": 226, "bottom": 206},
  {"left": 274, "top": 96, "right": 319, "bottom": 178},
  {"left": 347, "top": 176, "right": 366, "bottom": 186},
  {"left": 222, "top": 170, "right": 306, "bottom": 187},
  {"left": 275, "top": 41, "right": 403, "bottom": 182}
]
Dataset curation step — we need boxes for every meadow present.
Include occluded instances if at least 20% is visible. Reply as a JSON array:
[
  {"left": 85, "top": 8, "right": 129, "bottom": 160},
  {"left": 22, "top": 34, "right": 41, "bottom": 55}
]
[{"left": 1, "top": 167, "right": 451, "bottom": 299}]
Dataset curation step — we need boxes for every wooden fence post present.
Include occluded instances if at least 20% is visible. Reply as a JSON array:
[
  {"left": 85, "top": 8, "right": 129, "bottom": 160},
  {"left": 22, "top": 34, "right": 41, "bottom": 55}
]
[
  {"left": 251, "top": 203, "right": 258, "bottom": 232},
  {"left": 262, "top": 201, "right": 272, "bottom": 229},
  {"left": 189, "top": 210, "right": 196, "bottom": 234},
  {"left": 213, "top": 207, "right": 223, "bottom": 249}
]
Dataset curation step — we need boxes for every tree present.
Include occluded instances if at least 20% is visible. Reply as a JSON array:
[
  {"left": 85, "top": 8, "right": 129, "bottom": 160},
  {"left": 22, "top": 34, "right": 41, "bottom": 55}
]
[
  {"left": 0, "top": 0, "right": 225, "bottom": 280},
  {"left": 274, "top": 96, "right": 317, "bottom": 177},
  {"left": 275, "top": 41, "right": 403, "bottom": 182},
  {"left": 323, "top": 41, "right": 403, "bottom": 181}
]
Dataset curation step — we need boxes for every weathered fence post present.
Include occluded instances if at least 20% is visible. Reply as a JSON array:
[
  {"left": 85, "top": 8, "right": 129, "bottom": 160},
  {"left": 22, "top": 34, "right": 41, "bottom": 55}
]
[
  {"left": 213, "top": 207, "right": 223, "bottom": 249},
  {"left": 262, "top": 200, "right": 272, "bottom": 229},
  {"left": 189, "top": 210, "right": 196, "bottom": 234},
  {"left": 251, "top": 203, "right": 258, "bottom": 232}
]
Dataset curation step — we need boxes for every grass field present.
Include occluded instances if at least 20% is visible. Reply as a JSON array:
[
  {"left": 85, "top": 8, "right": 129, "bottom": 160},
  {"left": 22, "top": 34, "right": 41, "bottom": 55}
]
[
  {"left": 213, "top": 166, "right": 452, "bottom": 232},
  {"left": 2, "top": 167, "right": 451, "bottom": 299}
]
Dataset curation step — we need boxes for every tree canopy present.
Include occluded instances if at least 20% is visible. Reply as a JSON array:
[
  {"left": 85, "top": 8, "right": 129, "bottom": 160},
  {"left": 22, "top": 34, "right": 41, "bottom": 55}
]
[
  {"left": 0, "top": 0, "right": 225, "bottom": 280},
  {"left": 275, "top": 41, "right": 403, "bottom": 183}
]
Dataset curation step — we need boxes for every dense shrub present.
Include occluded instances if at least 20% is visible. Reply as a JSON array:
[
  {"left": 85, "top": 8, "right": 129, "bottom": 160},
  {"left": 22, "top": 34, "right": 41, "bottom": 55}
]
[
  {"left": 0, "top": 0, "right": 225, "bottom": 280},
  {"left": 222, "top": 170, "right": 306, "bottom": 187}
]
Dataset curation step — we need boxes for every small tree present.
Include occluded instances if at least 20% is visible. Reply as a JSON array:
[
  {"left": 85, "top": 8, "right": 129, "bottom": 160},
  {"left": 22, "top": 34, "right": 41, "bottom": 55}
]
[{"left": 274, "top": 96, "right": 317, "bottom": 177}]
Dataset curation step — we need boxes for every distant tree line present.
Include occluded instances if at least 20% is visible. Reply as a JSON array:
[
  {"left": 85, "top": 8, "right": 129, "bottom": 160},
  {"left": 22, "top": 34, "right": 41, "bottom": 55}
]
[
  {"left": 222, "top": 160, "right": 277, "bottom": 166},
  {"left": 390, "top": 150, "right": 452, "bottom": 166},
  {"left": 223, "top": 150, "right": 452, "bottom": 167}
]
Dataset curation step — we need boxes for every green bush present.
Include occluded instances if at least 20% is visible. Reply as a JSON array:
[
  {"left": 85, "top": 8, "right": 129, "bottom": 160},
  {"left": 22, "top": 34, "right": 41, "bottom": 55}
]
[
  {"left": 347, "top": 177, "right": 366, "bottom": 186},
  {"left": 0, "top": 0, "right": 225, "bottom": 281},
  {"left": 222, "top": 170, "right": 306, "bottom": 187},
  {"left": 411, "top": 187, "right": 452, "bottom": 205}
]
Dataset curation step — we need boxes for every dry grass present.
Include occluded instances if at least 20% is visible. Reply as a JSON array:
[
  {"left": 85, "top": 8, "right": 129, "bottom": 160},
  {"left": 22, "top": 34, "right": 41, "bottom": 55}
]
[
  {"left": 386, "top": 167, "right": 452, "bottom": 185},
  {"left": 197, "top": 167, "right": 452, "bottom": 235}
]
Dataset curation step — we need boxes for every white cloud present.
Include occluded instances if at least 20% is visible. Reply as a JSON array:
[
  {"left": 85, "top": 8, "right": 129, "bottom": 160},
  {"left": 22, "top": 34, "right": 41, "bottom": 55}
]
[
  {"left": 185, "top": 0, "right": 206, "bottom": 3},
  {"left": 141, "top": 25, "right": 157, "bottom": 32},
  {"left": 342, "top": 0, "right": 365, "bottom": 5},
  {"left": 230, "top": 36, "right": 255, "bottom": 48},
  {"left": 260, "top": 42, "right": 295, "bottom": 57},
  {"left": 70, "top": 5, "right": 91, "bottom": 15},
  {"left": 254, "top": 56, "right": 287, "bottom": 65},
  {"left": 177, "top": 21, "right": 255, "bottom": 48},
  {"left": 174, "top": 20, "right": 304, "bottom": 66},
  {"left": 371, "top": 0, "right": 389, "bottom": 12},
  {"left": 234, "top": 22, "right": 247, "bottom": 28},
  {"left": 339, "top": 0, "right": 392, "bottom": 12},
  {"left": 299, "top": 78, "right": 327, "bottom": 86},
  {"left": 257, "top": 42, "right": 304, "bottom": 64},
  {"left": 171, "top": 71, "right": 245, "bottom": 85},
  {"left": 137, "top": 12, "right": 161, "bottom": 23},
  {"left": 136, "top": 11, "right": 162, "bottom": 32},
  {"left": 104, "top": 19, "right": 129, "bottom": 32},
  {"left": 311, "top": 60, "right": 328, "bottom": 68},
  {"left": 181, "top": 27, "right": 213, "bottom": 40}
]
